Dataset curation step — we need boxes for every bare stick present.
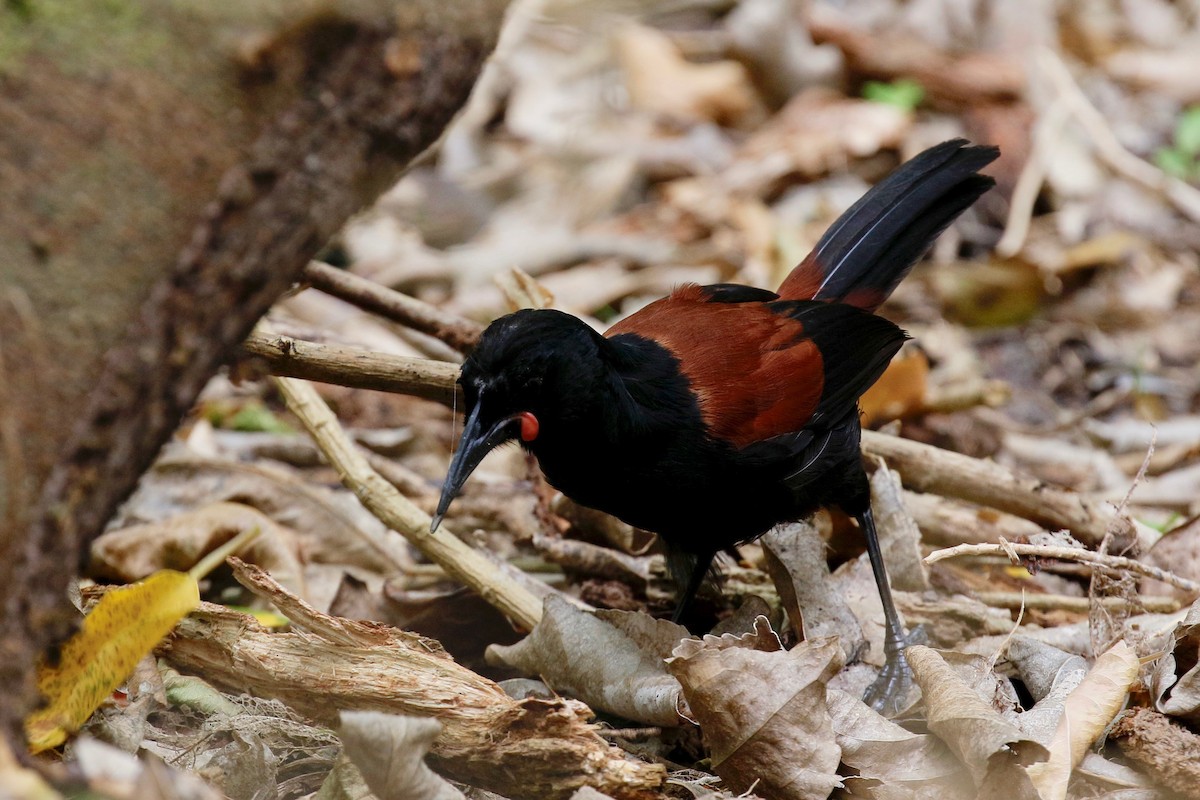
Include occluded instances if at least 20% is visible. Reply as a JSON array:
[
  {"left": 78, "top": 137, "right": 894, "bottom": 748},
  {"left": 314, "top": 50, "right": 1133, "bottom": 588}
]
[
  {"left": 974, "top": 592, "right": 1181, "bottom": 614},
  {"left": 925, "top": 541, "right": 1200, "bottom": 595},
  {"left": 1040, "top": 48, "right": 1200, "bottom": 223},
  {"left": 244, "top": 331, "right": 460, "bottom": 407},
  {"left": 995, "top": 104, "right": 1068, "bottom": 258},
  {"left": 860, "top": 430, "right": 1155, "bottom": 551},
  {"left": 303, "top": 261, "right": 484, "bottom": 353},
  {"left": 274, "top": 375, "right": 543, "bottom": 630}
]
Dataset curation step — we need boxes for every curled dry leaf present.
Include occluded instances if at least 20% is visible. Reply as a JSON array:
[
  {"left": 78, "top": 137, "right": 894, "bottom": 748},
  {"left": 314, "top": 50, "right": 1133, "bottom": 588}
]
[
  {"left": 826, "top": 689, "right": 971, "bottom": 797},
  {"left": 723, "top": 88, "right": 911, "bottom": 194},
  {"left": 906, "top": 646, "right": 1048, "bottom": 787},
  {"left": 486, "top": 595, "right": 687, "bottom": 727},
  {"left": 868, "top": 465, "right": 930, "bottom": 592},
  {"left": 91, "top": 501, "right": 306, "bottom": 598},
  {"left": 613, "top": 22, "right": 763, "bottom": 128},
  {"left": 762, "top": 520, "right": 866, "bottom": 662},
  {"left": 1006, "top": 636, "right": 1089, "bottom": 704},
  {"left": 1025, "top": 640, "right": 1140, "bottom": 800},
  {"left": 117, "top": 457, "right": 411, "bottom": 578},
  {"left": 1005, "top": 637, "right": 1089, "bottom": 748},
  {"left": 339, "top": 712, "right": 465, "bottom": 800},
  {"left": 667, "top": 623, "right": 843, "bottom": 800},
  {"left": 1149, "top": 597, "right": 1200, "bottom": 720}
]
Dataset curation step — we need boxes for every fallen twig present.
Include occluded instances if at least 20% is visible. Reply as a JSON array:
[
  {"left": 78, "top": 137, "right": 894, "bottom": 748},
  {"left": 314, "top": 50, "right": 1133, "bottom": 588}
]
[
  {"left": 274, "top": 375, "right": 543, "bottom": 630},
  {"left": 974, "top": 591, "right": 1181, "bottom": 614},
  {"left": 925, "top": 541, "right": 1200, "bottom": 595},
  {"left": 861, "top": 430, "right": 1156, "bottom": 551},
  {"left": 244, "top": 331, "right": 460, "bottom": 405},
  {"left": 160, "top": 561, "right": 664, "bottom": 800},
  {"left": 303, "top": 261, "right": 484, "bottom": 353},
  {"left": 1040, "top": 48, "right": 1200, "bottom": 224}
]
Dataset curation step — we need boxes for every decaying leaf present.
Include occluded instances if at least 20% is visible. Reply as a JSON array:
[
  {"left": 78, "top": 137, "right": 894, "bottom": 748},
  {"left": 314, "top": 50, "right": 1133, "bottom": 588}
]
[
  {"left": 486, "top": 595, "right": 686, "bottom": 727},
  {"left": 762, "top": 520, "right": 867, "bottom": 662},
  {"left": 339, "top": 712, "right": 465, "bottom": 800},
  {"left": 1025, "top": 640, "right": 1140, "bottom": 800},
  {"left": 1006, "top": 637, "right": 1089, "bottom": 748},
  {"left": 868, "top": 464, "right": 930, "bottom": 592},
  {"left": 906, "top": 646, "right": 1048, "bottom": 787},
  {"left": 1150, "top": 597, "right": 1200, "bottom": 720},
  {"left": 91, "top": 501, "right": 306, "bottom": 598},
  {"left": 827, "top": 689, "right": 971, "bottom": 797},
  {"left": 70, "top": 736, "right": 225, "bottom": 800},
  {"left": 667, "top": 621, "right": 843, "bottom": 799},
  {"left": 613, "top": 22, "right": 763, "bottom": 128}
]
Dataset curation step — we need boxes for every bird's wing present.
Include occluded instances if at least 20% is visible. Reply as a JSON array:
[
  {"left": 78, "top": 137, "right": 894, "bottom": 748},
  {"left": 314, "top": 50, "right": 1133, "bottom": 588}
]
[{"left": 606, "top": 284, "right": 907, "bottom": 448}]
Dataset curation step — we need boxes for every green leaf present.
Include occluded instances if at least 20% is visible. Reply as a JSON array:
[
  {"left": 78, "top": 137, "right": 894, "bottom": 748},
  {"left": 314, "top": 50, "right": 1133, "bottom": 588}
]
[
  {"left": 862, "top": 79, "right": 925, "bottom": 111},
  {"left": 1175, "top": 106, "right": 1200, "bottom": 156},
  {"left": 229, "top": 401, "right": 293, "bottom": 433},
  {"left": 1154, "top": 147, "right": 1193, "bottom": 180}
]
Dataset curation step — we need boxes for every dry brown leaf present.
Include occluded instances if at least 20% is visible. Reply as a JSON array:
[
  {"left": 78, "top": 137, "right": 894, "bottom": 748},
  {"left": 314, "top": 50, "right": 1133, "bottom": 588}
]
[
  {"left": 860, "top": 350, "right": 929, "bottom": 427},
  {"left": 906, "top": 646, "right": 1047, "bottom": 786},
  {"left": 723, "top": 88, "right": 911, "bottom": 195},
  {"left": 91, "top": 502, "right": 305, "bottom": 598},
  {"left": 485, "top": 595, "right": 686, "bottom": 727},
  {"left": 1149, "top": 597, "right": 1200, "bottom": 720},
  {"left": 1006, "top": 636, "right": 1090, "bottom": 704},
  {"left": 116, "top": 457, "right": 410, "bottom": 580},
  {"left": 868, "top": 465, "right": 930, "bottom": 592},
  {"left": 667, "top": 623, "right": 843, "bottom": 799},
  {"left": 826, "top": 689, "right": 971, "bottom": 798},
  {"left": 1025, "top": 640, "right": 1140, "bottom": 800},
  {"left": 762, "top": 521, "right": 867, "bottom": 662},
  {"left": 339, "top": 712, "right": 465, "bottom": 800},
  {"left": 613, "top": 23, "right": 763, "bottom": 128},
  {"left": 1142, "top": 519, "right": 1200, "bottom": 599}
]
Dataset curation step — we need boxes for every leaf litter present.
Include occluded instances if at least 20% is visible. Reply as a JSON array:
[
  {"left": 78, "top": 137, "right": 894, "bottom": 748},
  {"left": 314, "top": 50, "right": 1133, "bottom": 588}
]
[{"left": 35, "top": 0, "right": 1200, "bottom": 797}]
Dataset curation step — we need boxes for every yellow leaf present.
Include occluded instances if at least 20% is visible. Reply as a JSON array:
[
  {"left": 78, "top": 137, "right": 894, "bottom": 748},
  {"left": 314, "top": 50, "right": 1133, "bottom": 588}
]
[
  {"left": 26, "top": 526, "right": 260, "bottom": 753},
  {"left": 26, "top": 570, "right": 199, "bottom": 752}
]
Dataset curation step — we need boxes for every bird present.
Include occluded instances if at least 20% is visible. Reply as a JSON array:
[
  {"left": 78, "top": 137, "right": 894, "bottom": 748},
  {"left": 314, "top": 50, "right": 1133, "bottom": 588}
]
[{"left": 433, "top": 139, "right": 999, "bottom": 711}]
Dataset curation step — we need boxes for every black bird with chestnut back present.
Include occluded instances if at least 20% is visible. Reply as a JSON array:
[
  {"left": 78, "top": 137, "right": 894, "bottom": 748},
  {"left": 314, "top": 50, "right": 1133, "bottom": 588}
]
[{"left": 434, "top": 139, "right": 999, "bottom": 711}]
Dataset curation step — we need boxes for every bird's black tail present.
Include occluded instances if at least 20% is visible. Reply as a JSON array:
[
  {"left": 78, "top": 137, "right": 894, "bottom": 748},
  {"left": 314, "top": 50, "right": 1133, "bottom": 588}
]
[{"left": 777, "top": 139, "right": 999, "bottom": 311}]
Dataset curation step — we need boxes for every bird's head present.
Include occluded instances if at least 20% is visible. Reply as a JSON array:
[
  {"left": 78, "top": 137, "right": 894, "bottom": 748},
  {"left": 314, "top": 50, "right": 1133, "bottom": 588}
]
[{"left": 432, "top": 309, "right": 606, "bottom": 530}]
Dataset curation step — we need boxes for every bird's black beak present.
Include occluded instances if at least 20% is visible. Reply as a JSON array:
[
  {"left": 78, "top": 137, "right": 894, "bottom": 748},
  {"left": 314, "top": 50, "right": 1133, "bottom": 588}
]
[{"left": 432, "top": 403, "right": 518, "bottom": 532}]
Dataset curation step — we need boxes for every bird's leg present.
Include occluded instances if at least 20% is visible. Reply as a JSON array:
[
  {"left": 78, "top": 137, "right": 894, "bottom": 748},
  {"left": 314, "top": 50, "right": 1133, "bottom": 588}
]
[
  {"left": 858, "top": 506, "right": 922, "bottom": 714},
  {"left": 671, "top": 550, "right": 716, "bottom": 625}
]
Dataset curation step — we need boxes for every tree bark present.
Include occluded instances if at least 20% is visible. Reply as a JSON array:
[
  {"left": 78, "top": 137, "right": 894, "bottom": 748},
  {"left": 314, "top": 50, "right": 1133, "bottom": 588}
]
[{"left": 0, "top": 0, "right": 507, "bottom": 743}]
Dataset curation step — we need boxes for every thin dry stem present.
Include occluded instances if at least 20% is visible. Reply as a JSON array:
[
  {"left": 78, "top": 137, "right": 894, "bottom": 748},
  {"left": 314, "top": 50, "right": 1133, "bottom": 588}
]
[
  {"left": 974, "top": 592, "right": 1181, "bottom": 613},
  {"left": 860, "top": 430, "right": 1155, "bottom": 551},
  {"left": 274, "top": 375, "right": 543, "bottom": 630},
  {"left": 304, "top": 261, "right": 484, "bottom": 353},
  {"left": 925, "top": 541, "right": 1200, "bottom": 595},
  {"left": 1040, "top": 48, "right": 1200, "bottom": 223}
]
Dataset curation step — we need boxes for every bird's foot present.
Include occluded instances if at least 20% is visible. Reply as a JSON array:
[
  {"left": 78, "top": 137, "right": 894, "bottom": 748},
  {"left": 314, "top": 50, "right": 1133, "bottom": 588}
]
[{"left": 862, "top": 625, "right": 926, "bottom": 716}]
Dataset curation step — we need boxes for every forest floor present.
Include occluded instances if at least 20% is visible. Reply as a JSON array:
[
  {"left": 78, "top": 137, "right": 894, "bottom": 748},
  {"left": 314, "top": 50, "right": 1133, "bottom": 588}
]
[{"left": 39, "top": 1, "right": 1200, "bottom": 798}]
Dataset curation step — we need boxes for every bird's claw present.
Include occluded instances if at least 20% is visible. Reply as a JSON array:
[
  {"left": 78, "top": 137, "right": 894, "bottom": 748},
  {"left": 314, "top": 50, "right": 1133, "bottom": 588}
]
[{"left": 862, "top": 625, "right": 926, "bottom": 716}]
